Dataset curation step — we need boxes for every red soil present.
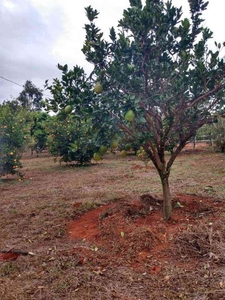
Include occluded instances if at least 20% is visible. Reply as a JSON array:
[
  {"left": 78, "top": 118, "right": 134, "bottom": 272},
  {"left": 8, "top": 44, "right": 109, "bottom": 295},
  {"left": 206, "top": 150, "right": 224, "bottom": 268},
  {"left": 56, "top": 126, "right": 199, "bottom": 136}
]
[
  {"left": 67, "top": 194, "right": 224, "bottom": 272},
  {"left": 0, "top": 252, "right": 19, "bottom": 262}
]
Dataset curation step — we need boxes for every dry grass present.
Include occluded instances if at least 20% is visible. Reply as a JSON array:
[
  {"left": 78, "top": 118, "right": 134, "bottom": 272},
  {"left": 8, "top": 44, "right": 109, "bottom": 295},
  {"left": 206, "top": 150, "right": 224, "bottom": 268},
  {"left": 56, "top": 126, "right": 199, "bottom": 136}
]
[
  {"left": 175, "top": 220, "right": 225, "bottom": 263},
  {"left": 0, "top": 148, "right": 225, "bottom": 299}
]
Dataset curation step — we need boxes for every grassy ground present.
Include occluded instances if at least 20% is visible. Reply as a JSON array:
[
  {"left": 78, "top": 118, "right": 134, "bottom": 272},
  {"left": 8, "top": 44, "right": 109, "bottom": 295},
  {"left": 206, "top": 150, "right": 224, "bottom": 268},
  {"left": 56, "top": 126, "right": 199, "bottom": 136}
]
[{"left": 0, "top": 146, "right": 225, "bottom": 299}]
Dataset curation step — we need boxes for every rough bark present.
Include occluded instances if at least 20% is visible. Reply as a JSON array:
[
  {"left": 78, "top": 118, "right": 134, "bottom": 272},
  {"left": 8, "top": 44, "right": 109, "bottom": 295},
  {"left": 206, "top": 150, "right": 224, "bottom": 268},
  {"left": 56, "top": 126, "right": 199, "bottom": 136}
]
[{"left": 160, "top": 175, "right": 172, "bottom": 221}]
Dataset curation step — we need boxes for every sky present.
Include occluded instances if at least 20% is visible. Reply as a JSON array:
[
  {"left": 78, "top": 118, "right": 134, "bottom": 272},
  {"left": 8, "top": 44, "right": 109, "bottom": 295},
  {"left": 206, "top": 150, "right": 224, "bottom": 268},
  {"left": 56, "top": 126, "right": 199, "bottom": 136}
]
[{"left": 0, "top": 0, "right": 224, "bottom": 103}]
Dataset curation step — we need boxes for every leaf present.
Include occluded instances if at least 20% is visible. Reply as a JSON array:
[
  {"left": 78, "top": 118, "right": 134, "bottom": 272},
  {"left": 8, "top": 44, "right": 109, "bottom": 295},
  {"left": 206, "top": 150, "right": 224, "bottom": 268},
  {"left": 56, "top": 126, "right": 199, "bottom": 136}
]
[
  {"left": 121, "top": 231, "right": 125, "bottom": 238},
  {"left": 109, "top": 27, "right": 116, "bottom": 41},
  {"left": 134, "top": 96, "right": 141, "bottom": 104},
  {"left": 182, "top": 18, "right": 190, "bottom": 29},
  {"left": 85, "top": 6, "right": 99, "bottom": 22}
]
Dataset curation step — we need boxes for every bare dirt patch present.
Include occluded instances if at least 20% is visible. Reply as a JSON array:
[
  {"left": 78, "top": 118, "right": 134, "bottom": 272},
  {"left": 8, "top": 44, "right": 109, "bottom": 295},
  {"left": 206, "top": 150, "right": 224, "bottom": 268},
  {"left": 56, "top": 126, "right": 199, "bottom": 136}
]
[{"left": 67, "top": 194, "right": 225, "bottom": 269}]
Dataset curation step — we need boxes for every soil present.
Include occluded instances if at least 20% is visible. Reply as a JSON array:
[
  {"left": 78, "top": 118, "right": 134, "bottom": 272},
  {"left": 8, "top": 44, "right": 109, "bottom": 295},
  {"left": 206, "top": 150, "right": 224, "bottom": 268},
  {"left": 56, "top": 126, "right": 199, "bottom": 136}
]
[
  {"left": 0, "top": 147, "right": 225, "bottom": 299},
  {"left": 67, "top": 194, "right": 224, "bottom": 273}
]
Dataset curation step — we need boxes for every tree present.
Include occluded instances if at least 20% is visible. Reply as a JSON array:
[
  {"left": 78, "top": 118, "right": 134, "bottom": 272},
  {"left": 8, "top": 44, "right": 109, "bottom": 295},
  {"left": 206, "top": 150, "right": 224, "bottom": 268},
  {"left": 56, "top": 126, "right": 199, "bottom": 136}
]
[
  {"left": 198, "top": 117, "right": 225, "bottom": 152},
  {"left": 0, "top": 103, "right": 28, "bottom": 178},
  {"left": 29, "top": 112, "right": 50, "bottom": 156},
  {"left": 17, "top": 80, "right": 43, "bottom": 111},
  {"left": 46, "top": 115, "right": 98, "bottom": 165},
  {"left": 2, "top": 99, "right": 21, "bottom": 111},
  {"left": 49, "top": 0, "right": 225, "bottom": 220},
  {"left": 45, "top": 65, "right": 120, "bottom": 165},
  {"left": 212, "top": 117, "right": 225, "bottom": 152},
  {"left": 82, "top": 0, "right": 225, "bottom": 220}
]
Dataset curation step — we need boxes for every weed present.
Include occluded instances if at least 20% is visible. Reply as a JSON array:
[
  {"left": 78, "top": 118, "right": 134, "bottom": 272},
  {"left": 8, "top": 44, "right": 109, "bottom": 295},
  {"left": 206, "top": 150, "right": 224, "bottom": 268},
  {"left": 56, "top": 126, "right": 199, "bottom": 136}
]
[{"left": 0, "top": 262, "right": 19, "bottom": 276}]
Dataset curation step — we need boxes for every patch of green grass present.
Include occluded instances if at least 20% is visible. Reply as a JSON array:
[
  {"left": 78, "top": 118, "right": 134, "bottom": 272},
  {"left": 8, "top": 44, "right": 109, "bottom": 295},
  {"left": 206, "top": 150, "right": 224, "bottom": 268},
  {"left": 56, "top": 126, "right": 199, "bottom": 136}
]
[
  {"left": 0, "top": 263, "right": 20, "bottom": 277},
  {"left": 74, "top": 201, "right": 102, "bottom": 216}
]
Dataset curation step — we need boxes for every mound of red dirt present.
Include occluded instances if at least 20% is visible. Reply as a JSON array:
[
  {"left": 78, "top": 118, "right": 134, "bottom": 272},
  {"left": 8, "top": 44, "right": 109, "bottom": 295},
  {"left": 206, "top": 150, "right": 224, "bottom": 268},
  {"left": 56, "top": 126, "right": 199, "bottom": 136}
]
[{"left": 67, "top": 194, "right": 224, "bottom": 272}]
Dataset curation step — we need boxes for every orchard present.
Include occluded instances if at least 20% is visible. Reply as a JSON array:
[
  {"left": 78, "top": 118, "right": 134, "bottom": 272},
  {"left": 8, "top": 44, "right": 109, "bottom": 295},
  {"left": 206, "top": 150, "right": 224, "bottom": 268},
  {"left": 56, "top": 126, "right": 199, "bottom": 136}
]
[{"left": 1, "top": 2, "right": 225, "bottom": 298}]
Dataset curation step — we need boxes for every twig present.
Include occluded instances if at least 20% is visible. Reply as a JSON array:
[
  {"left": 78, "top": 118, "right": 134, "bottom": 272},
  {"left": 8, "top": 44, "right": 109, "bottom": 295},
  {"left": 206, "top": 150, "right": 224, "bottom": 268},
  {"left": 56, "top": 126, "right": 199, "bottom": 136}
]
[{"left": 0, "top": 249, "right": 35, "bottom": 256}]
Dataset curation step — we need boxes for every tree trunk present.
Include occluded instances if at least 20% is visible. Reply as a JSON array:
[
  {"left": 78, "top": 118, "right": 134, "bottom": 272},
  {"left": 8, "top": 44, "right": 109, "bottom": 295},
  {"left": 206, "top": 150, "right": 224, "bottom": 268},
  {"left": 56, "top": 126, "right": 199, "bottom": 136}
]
[
  {"left": 160, "top": 175, "right": 172, "bottom": 221},
  {"left": 193, "top": 136, "right": 196, "bottom": 149}
]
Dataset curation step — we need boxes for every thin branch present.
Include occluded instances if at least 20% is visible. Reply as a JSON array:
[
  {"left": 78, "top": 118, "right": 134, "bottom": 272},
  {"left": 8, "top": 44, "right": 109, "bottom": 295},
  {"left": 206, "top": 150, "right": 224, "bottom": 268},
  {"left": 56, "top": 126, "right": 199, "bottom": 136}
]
[
  {"left": 118, "top": 123, "right": 136, "bottom": 138},
  {"left": 144, "top": 112, "right": 161, "bottom": 150},
  {"left": 167, "top": 127, "right": 197, "bottom": 172},
  {"left": 189, "top": 83, "right": 225, "bottom": 108},
  {"left": 146, "top": 140, "right": 163, "bottom": 170}
]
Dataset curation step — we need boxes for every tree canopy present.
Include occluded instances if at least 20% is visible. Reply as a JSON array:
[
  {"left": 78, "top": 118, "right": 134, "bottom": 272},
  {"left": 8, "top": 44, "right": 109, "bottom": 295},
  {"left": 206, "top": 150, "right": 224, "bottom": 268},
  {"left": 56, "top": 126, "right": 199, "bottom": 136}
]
[
  {"left": 47, "top": 0, "right": 225, "bottom": 220},
  {"left": 17, "top": 80, "right": 43, "bottom": 111}
]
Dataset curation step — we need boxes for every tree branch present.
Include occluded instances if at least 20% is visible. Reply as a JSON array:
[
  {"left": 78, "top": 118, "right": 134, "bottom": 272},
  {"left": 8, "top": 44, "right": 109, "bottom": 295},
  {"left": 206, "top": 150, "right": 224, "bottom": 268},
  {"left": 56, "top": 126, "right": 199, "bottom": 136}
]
[{"left": 189, "top": 83, "right": 225, "bottom": 108}]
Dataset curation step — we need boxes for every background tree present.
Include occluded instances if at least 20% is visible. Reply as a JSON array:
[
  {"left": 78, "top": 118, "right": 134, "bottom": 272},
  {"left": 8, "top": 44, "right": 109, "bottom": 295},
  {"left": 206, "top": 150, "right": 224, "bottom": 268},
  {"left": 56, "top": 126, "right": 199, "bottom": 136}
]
[
  {"left": 17, "top": 80, "right": 43, "bottom": 111},
  {"left": 212, "top": 117, "right": 225, "bottom": 152},
  {"left": 45, "top": 64, "right": 120, "bottom": 165},
  {"left": 49, "top": 0, "right": 225, "bottom": 220},
  {"left": 46, "top": 115, "right": 93, "bottom": 165},
  {"left": 29, "top": 112, "right": 50, "bottom": 156},
  {"left": 197, "top": 117, "right": 225, "bottom": 152},
  {"left": 2, "top": 99, "right": 21, "bottom": 111},
  {"left": 46, "top": 113, "right": 112, "bottom": 166},
  {"left": 0, "top": 103, "right": 28, "bottom": 178}
]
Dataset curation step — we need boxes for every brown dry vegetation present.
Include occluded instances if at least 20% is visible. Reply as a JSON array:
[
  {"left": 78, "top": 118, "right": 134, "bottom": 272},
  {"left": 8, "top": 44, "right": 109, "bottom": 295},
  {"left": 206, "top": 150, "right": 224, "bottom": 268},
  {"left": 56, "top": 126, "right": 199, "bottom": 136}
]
[{"left": 0, "top": 145, "right": 225, "bottom": 299}]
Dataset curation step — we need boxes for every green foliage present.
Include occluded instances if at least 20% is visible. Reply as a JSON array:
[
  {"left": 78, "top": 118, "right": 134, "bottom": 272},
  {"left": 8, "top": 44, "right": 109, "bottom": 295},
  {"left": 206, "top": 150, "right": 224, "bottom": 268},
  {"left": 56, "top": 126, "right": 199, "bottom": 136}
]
[
  {"left": 198, "top": 117, "right": 225, "bottom": 152},
  {"left": 45, "top": 64, "right": 119, "bottom": 165},
  {"left": 29, "top": 112, "right": 50, "bottom": 154},
  {"left": 47, "top": 115, "right": 98, "bottom": 165},
  {"left": 0, "top": 104, "right": 28, "bottom": 177},
  {"left": 80, "top": 0, "right": 224, "bottom": 164},
  {"left": 17, "top": 80, "right": 43, "bottom": 111},
  {"left": 213, "top": 117, "right": 225, "bottom": 153}
]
